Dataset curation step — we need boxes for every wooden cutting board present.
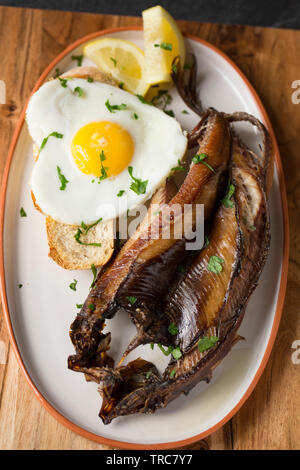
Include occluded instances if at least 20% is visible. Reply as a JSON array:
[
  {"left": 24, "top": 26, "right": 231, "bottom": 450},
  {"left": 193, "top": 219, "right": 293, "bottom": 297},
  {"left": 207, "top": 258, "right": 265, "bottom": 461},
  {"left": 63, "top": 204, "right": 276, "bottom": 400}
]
[{"left": 0, "top": 6, "right": 299, "bottom": 450}]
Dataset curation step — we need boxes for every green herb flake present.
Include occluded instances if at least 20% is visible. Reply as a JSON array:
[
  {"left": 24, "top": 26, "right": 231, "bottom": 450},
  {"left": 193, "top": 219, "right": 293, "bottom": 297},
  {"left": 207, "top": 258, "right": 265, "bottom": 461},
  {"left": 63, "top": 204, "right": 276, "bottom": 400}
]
[
  {"left": 132, "top": 112, "right": 139, "bottom": 120},
  {"left": 69, "top": 279, "right": 77, "bottom": 291},
  {"left": 164, "top": 109, "right": 175, "bottom": 117},
  {"left": 117, "top": 190, "right": 125, "bottom": 197},
  {"left": 127, "top": 296, "right": 137, "bottom": 305},
  {"left": 110, "top": 57, "right": 117, "bottom": 66},
  {"left": 55, "top": 68, "right": 60, "bottom": 78},
  {"left": 150, "top": 343, "right": 154, "bottom": 350},
  {"left": 71, "top": 54, "right": 83, "bottom": 67},
  {"left": 205, "top": 235, "right": 210, "bottom": 246},
  {"left": 169, "top": 369, "right": 176, "bottom": 379},
  {"left": 58, "top": 77, "right": 68, "bottom": 88},
  {"left": 128, "top": 166, "right": 148, "bottom": 195},
  {"left": 198, "top": 336, "right": 219, "bottom": 353},
  {"left": 88, "top": 303, "right": 95, "bottom": 312},
  {"left": 171, "top": 347, "right": 182, "bottom": 360},
  {"left": 76, "top": 304, "right": 83, "bottom": 309},
  {"left": 171, "top": 159, "right": 185, "bottom": 173},
  {"left": 98, "top": 150, "right": 109, "bottom": 182},
  {"left": 105, "top": 99, "right": 127, "bottom": 113},
  {"left": 74, "top": 86, "right": 84, "bottom": 97},
  {"left": 136, "top": 94, "right": 152, "bottom": 105},
  {"left": 74, "top": 227, "right": 102, "bottom": 247},
  {"left": 40, "top": 131, "right": 64, "bottom": 151},
  {"left": 90, "top": 264, "right": 97, "bottom": 289},
  {"left": 182, "top": 110, "right": 189, "bottom": 114},
  {"left": 168, "top": 322, "right": 179, "bottom": 335},
  {"left": 154, "top": 42, "right": 172, "bottom": 51},
  {"left": 87, "top": 76, "right": 94, "bottom": 83},
  {"left": 171, "top": 63, "right": 178, "bottom": 74},
  {"left": 56, "top": 166, "right": 69, "bottom": 191},
  {"left": 158, "top": 343, "right": 173, "bottom": 356},
  {"left": 18, "top": 284, "right": 23, "bottom": 288},
  {"left": 145, "top": 371, "right": 152, "bottom": 379},
  {"left": 249, "top": 225, "right": 256, "bottom": 231},
  {"left": 221, "top": 181, "right": 235, "bottom": 208},
  {"left": 118, "top": 82, "right": 124, "bottom": 89},
  {"left": 207, "top": 255, "right": 224, "bottom": 274},
  {"left": 192, "top": 153, "right": 215, "bottom": 172},
  {"left": 20, "top": 207, "right": 27, "bottom": 217}
]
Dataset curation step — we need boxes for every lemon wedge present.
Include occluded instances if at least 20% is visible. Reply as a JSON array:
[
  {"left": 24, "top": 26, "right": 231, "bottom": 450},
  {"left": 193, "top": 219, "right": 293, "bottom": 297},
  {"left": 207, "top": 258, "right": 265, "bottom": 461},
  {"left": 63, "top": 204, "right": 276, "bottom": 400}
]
[
  {"left": 142, "top": 5, "right": 186, "bottom": 85},
  {"left": 83, "top": 37, "right": 149, "bottom": 96}
]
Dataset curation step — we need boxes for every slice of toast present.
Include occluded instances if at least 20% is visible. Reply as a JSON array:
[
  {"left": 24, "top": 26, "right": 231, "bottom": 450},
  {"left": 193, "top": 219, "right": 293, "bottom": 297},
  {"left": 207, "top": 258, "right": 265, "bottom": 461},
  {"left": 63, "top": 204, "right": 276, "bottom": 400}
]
[{"left": 33, "top": 66, "right": 117, "bottom": 270}]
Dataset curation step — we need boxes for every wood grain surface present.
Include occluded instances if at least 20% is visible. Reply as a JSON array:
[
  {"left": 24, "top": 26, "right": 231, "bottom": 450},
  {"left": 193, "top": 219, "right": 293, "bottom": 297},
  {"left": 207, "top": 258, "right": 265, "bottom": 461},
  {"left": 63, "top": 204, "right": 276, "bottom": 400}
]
[{"left": 0, "top": 6, "right": 299, "bottom": 450}]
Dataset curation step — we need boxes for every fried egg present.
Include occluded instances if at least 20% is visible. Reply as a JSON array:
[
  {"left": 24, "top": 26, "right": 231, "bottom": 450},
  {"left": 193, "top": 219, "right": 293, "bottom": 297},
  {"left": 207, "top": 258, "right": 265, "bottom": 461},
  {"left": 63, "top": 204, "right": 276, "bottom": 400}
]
[{"left": 26, "top": 77, "right": 187, "bottom": 224}]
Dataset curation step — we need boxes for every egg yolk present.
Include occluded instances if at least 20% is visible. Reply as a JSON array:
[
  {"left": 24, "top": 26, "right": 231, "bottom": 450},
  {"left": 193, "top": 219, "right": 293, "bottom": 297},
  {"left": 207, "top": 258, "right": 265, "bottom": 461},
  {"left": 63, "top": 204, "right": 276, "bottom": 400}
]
[{"left": 71, "top": 121, "right": 134, "bottom": 177}]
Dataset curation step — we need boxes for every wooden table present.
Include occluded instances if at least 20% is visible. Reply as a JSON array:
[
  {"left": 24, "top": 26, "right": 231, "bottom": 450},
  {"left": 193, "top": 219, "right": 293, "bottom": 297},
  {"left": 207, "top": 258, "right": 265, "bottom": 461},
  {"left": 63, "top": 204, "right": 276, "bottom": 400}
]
[{"left": 0, "top": 6, "right": 299, "bottom": 450}]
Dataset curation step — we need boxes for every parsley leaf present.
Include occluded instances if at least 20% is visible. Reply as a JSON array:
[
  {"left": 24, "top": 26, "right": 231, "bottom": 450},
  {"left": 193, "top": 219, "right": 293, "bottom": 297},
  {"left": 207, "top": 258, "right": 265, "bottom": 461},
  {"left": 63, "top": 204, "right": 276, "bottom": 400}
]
[
  {"left": 192, "top": 153, "right": 215, "bottom": 172},
  {"left": 127, "top": 296, "right": 137, "bottom": 305},
  {"left": 136, "top": 94, "right": 152, "bottom": 105},
  {"left": 171, "top": 347, "right": 182, "bottom": 360},
  {"left": 56, "top": 166, "right": 69, "bottom": 190},
  {"left": 55, "top": 68, "right": 60, "bottom": 78},
  {"left": 168, "top": 323, "right": 179, "bottom": 335},
  {"left": 76, "top": 303, "right": 83, "bottom": 309},
  {"left": 58, "top": 77, "right": 68, "bottom": 88},
  {"left": 40, "top": 131, "right": 63, "bottom": 151},
  {"left": 74, "top": 227, "right": 102, "bottom": 247},
  {"left": 171, "top": 159, "right": 185, "bottom": 173},
  {"left": 128, "top": 166, "right": 148, "bottom": 195},
  {"left": 164, "top": 109, "right": 175, "bottom": 117},
  {"left": 221, "top": 181, "right": 235, "bottom": 208},
  {"left": 74, "top": 86, "right": 84, "bottom": 97},
  {"left": 99, "top": 151, "right": 108, "bottom": 182},
  {"left": 71, "top": 54, "right": 83, "bottom": 67},
  {"left": 117, "top": 190, "right": 125, "bottom": 197},
  {"left": 18, "top": 284, "right": 23, "bottom": 288},
  {"left": 90, "top": 264, "right": 97, "bottom": 289},
  {"left": 154, "top": 42, "right": 172, "bottom": 51},
  {"left": 157, "top": 343, "right": 174, "bottom": 356},
  {"left": 132, "top": 112, "right": 139, "bottom": 120},
  {"left": 169, "top": 369, "right": 176, "bottom": 379},
  {"left": 20, "top": 207, "right": 27, "bottom": 217},
  {"left": 69, "top": 279, "right": 77, "bottom": 291},
  {"left": 118, "top": 82, "right": 124, "bottom": 89},
  {"left": 88, "top": 303, "right": 95, "bottom": 311},
  {"left": 105, "top": 99, "right": 127, "bottom": 113},
  {"left": 145, "top": 371, "right": 152, "bottom": 379},
  {"left": 198, "top": 336, "right": 219, "bottom": 352},
  {"left": 207, "top": 255, "right": 224, "bottom": 274},
  {"left": 87, "top": 76, "right": 94, "bottom": 83},
  {"left": 110, "top": 57, "right": 117, "bottom": 66}
]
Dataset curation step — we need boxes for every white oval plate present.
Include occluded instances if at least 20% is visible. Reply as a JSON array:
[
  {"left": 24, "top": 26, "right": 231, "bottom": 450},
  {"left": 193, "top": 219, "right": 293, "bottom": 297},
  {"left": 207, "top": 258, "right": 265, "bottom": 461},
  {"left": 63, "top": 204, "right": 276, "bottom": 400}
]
[{"left": 0, "top": 28, "right": 289, "bottom": 449}]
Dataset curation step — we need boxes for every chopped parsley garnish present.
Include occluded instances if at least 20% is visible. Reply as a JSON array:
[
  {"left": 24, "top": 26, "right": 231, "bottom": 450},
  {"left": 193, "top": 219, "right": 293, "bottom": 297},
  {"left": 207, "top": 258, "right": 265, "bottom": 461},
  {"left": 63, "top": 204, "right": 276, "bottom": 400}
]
[
  {"left": 221, "top": 181, "right": 235, "bottom": 208},
  {"left": 198, "top": 336, "right": 219, "bottom": 352},
  {"left": 56, "top": 166, "right": 69, "bottom": 190},
  {"left": 182, "top": 110, "right": 189, "bottom": 114},
  {"left": 117, "top": 190, "right": 125, "bottom": 197},
  {"left": 154, "top": 42, "right": 172, "bottom": 51},
  {"left": 71, "top": 54, "right": 83, "bottom": 67},
  {"left": 171, "top": 159, "right": 185, "bottom": 173},
  {"left": 192, "top": 153, "right": 215, "bottom": 172},
  {"left": 205, "top": 235, "right": 210, "bottom": 246},
  {"left": 55, "top": 68, "right": 60, "bottom": 77},
  {"left": 88, "top": 303, "right": 95, "bottom": 311},
  {"left": 99, "top": 150, "right": 108, "bottom": 182},
  {"left": 207, "top": 255, "right": 224, "bottom": 274},
  {"left": 128, "top": 166, "right": 148, "bottom": 195},
  {"left": 18, "top": 284, "right": 23, "bottom": 288},
  {"left": 145, "top": 371, "right": 152, "bottom": 379},
  {"left": 76, "top": 303, "right": 83, "bottom": 309},
  {"left": 127, "top": 296, "right": 137, "bottom": 305},
  {"left": 171, "top": 347, "right": 182, "bottom": 360},
  {"left": 110, "top": 57, "right": 117, "bottom": 66},
  {"left": 74, "top": 86, "right": 84, "bottom": 97},
  {"left": 168, "top": 322, "right": 179, "bottom": 335},
  {"left": 74, "top": 227, "right": 102, "bottom": 247},
  {"left": 136, "top": 94, "right": 152, "bottom": 105},
  {"left": 90, "top": 264, "right": 97, "bottom": 289},
  {"left": 178, "top": 264, "right": 186, "bottom": 273},
  {"left": 40, "top": 131, "right": 63, "bottom": 151},
  {"left": 87, "top": 76, "right": 94, "bottom": 83},
  {"left": 105, "top": 99, "right": 127, "bottom": 113},
  {"left": 169, "top": 369, "right": 176, "bottom": 379},
  {"left": 80, "top": 217, "right": 103, "bottom": 235},
  {"left": 171, "top": 63, "right": 178, "bottom": 74},
  {"left": 58, "top": 77, "right": 68, "bottom": 88},
  {"left": 150, "top": 343, "right": 154, "bottom": 350},
  {"left": 20, "top": 207, "right": 27, "bottom": 217},
  {"left": 158, "top": 343, "right": 174, "bottom": 356},
  {"left": 249, "top": 225, "right": 256, "bottom": 231},
  {"left": 132, "top": 112, "right": 139, "bottom": 120},
  {"left": 151, "top": 89, "right": 172, "bottom": 108},
  {"left": 118, "top": 82, "right": 124, "bottom": 89},
  {"left": 164, "top": 109, "right": 175, "bottom": 117},
  {"left": 69, "top": 279, "right": 77, "bottom": 291}
]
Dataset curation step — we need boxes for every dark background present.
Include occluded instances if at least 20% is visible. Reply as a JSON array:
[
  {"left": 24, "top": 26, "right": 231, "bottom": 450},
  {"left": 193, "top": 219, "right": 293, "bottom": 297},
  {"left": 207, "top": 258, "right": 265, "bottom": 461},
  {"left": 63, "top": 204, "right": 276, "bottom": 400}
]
[{"left": 0, "top": 0, "right": 299, "bottom": 29}]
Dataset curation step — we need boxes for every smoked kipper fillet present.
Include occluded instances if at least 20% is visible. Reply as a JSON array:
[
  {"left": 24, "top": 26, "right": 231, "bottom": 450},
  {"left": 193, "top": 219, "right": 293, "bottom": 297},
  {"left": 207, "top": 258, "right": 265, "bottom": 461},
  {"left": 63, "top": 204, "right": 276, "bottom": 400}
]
[{"left": 68, "top": 109, "right": 231, "bottom": 373}]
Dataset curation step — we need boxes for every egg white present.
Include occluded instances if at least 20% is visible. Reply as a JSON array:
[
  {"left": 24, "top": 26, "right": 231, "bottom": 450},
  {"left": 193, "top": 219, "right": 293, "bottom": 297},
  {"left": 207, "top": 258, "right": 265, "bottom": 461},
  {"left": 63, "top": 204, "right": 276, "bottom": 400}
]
[{"left": 26, "top": 78, "right": 187, "bottom": 225}]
